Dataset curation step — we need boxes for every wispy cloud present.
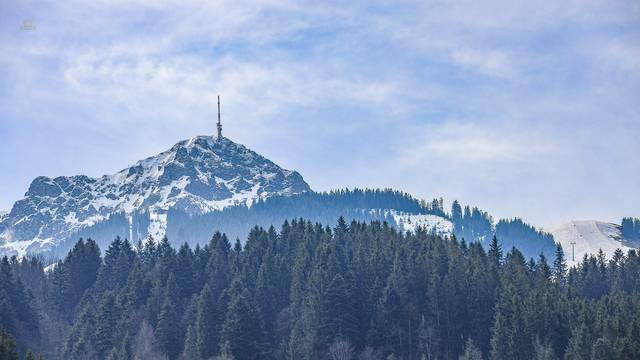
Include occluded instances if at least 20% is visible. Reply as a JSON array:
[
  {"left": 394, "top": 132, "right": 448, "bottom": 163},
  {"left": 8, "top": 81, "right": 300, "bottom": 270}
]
[
  {"left": 404, "top": 121, "right": 554, "bottom": 164},
  {"left": 0, "top": 0, "right": 638, "bottom": 227},
  {"left": 450, "top": 49, "right": 519, "bottom": 79}
]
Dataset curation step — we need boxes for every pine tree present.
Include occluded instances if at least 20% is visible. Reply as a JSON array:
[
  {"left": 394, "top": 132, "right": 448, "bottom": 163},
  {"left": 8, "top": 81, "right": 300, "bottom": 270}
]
[
  {"left": 133, "top": 321, "right": 167, "bottom": 360},
  {"left": 254, "top": 249, "right": 279, "bottom": 353},
  {"left": 0, "top": 328, "right": 19, "bottom": 360},
  {"left": 532, "top": 339, "right": 556, "bottom": 360},
  {"left": 377, "top": 254, "right": 410, "bottom": 358},
  {"left": 206, "top": 232, "right": 232, "bottom": 300},
  {"left": 175, "top": 243, "right": 196, "bottom": 299},
  {"left": 194, "top": 284, "right": 219, "bottom": 359},
  {"left": 552, "top": 243, "right": 567, "bottom": 285},
  {"left": 4, "top": 217, "right": 640, "bottom": 360},
  {"left": 220, "top": 278, "right": 265, "bottom": 360},
  {"left": 488, "top": 236, "right": 503, "bottom": 268},
  {"left": 64, "top": 238, "right": 101, "bottom": 310},
  {"left": 95, "top": 293, "right": 118, "bottom": 357},
  {"left": 156, "top": 298, "right": 181, "bottom": 359},
  {"left": 459, "top": 338, "right": 482, "bottom": 360},
  {"left": 182, "top": 324, "right": 199, "bottom": 360},
  {"left": 48, "top": 259, "right": 70, "bottom": 318},
  {"left": 451, "top": 200, "right": 463, "bottom": 236},
  {"left": 319, "top": 274, "right": 359, "bottom": 347}
]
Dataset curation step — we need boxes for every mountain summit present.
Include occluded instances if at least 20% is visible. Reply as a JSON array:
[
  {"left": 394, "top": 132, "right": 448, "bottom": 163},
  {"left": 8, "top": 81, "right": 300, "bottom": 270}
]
[{"left": 0, "top": 136, "right": 310, "bottom": 256}]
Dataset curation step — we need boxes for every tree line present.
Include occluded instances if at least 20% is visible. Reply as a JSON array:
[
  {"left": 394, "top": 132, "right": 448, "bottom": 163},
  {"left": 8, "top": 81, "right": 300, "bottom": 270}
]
[
  {"left": 621, "top": 217, "right": 640, "bottom": 241},
  {"left": 2, "top": 217, "right": 640, "bottom": 359},
  {"left": 57, "top": 189, "right": 553, "bottom": 263}
]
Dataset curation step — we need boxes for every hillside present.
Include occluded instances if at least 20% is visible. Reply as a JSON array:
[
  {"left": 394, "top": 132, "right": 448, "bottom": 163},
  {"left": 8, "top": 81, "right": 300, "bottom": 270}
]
[{"left": 546, "top": 220, "right": 638, "bottom": 266}]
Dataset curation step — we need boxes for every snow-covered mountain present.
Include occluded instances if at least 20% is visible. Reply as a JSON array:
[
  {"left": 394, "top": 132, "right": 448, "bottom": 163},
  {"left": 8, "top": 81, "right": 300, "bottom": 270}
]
[
  {"left": 546, "top": 220, "right": 639, "bottom": 266},
  {"left": 3, "top": 134, "right": 634, "bottom": 263},
  {"left": 0, "top": 136, "right": 310, "bottom": 257}
]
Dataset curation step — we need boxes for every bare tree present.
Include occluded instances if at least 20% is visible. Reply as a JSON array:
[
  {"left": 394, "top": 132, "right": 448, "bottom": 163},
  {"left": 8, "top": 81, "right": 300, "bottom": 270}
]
[
  {"left": 358, "top": 346, "right": 383, "bottom": 360},
  {"left": 132, "top": 321, "right": 167, "bottom": 360},
  {"left": 534, "top": 338, "right": 557, "bottom": 360},
  {"left": 213, "top": 353, "right": 235, "bottom": 360},
  {"left": 458, "top": 338, "right": 482, "bottom": 360},
  {"left": 329, "top": 339, "right": 355, "bottom": 360}
]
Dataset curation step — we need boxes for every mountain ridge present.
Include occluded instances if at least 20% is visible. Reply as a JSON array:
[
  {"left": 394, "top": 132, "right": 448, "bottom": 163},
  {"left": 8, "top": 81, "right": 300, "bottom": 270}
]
[
  {"left": 1, "top": 136, "right": 634, "bottom": 264},
  {"left": 0, "top": 136, "right": 310, "bottom": 256}
]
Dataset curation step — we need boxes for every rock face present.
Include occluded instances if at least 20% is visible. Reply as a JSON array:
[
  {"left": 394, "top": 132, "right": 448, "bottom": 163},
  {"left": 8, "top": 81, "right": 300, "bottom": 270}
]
[{"left": 0, "top": 136, "right": 310, "bottom": 256}]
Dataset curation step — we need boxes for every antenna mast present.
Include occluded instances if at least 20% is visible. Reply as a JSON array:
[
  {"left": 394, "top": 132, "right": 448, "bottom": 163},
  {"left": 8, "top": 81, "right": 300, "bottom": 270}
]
[{"left": 217, "top": 95, "right": 223, "bottom": 139}]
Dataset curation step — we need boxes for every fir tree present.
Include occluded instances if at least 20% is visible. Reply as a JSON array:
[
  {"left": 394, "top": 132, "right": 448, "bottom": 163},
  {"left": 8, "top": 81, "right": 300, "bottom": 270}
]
[
  {"left": 194, "top": 284, "right": 219, "bottom": 359},
  {"left": 0, "top": 328, "right": 19, "bottom": 360},
  {"left": 95, "top": 293, "right": 118, "bottom": 358},
  {"left": 156, "top": 298, "right": 181, "bottom": 359},
  {"left": 552, "top": 243, "right": 567, "bottom": 285},
  {"left": 220, "top": 278, "right": 265, "bottom": 360},
  {"left": 488, "top": 235, "right": 503, "bottom": 268}
]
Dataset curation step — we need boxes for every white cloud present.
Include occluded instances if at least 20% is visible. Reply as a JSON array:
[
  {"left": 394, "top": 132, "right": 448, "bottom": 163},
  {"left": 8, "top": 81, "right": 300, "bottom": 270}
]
[
  {"left": 398, "top": 121, "right": 556, "bottom": 166},
  {"left": 0, "top": 0, "right": 638, "bottom": 227},
  {"left": 604, "top": 40, "right": 640, "bottom": 75},
  {"left": 451, "top": 49, "right": 518, "bottom": 79}
]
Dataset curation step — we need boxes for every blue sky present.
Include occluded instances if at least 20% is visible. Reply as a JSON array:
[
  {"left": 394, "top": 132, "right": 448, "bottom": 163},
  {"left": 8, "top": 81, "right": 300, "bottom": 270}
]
[{"left": 0, "top": 0, "right": 638, "bottom": 227}]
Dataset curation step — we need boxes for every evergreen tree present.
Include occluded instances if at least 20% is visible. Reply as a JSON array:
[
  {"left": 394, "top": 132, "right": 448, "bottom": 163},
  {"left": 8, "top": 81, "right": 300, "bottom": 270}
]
[
  {"left": 95, "top": 293, "right": 118, "bottom": 358},
  {"left": 451, "top": 200, "right": 463, "bottom": 236},
  {"left": 156, "top": 298, "right": 181, "bottom": 359},
  {"left": 459, "top": 338, "right": 482, "bottom": 360},
  {"left": 3, "top": 219, "right": 640, "bottom": 360},
  {"left": 0, "top": 328, "right": 19, "bottom": 360},
  {"left": 552, "top": 243, "right": 567, "bottom": 285},
  {"left": 194, "top": 284, "right": 219, "bottom": 359},
  {"left": 220, "top": 278, "right": 265, "bottom": 360},
  {"left": 488, "top": 235, "right": 503, "bottom": 268}
]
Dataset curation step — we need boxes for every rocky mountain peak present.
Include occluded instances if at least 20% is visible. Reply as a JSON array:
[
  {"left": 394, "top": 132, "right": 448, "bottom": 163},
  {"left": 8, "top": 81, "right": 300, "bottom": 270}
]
[{"left": 0, "top": 136, "right": 310, "bottom": 256}]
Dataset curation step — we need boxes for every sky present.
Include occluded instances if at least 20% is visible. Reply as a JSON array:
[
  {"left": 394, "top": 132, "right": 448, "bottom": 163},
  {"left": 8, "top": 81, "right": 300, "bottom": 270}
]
[{"left": 0, "top": 0, "right": 638, "bottom": 228}]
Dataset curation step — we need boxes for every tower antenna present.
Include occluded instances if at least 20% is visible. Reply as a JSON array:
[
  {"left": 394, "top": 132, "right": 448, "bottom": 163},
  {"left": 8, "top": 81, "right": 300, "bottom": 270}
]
[{"left": 217, "top": 95, "right": 223, "bottom": 139}]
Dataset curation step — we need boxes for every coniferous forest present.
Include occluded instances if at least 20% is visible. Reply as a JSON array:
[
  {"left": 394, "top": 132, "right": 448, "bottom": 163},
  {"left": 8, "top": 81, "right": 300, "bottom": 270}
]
[
  {"left": 2, "top": 218, "right": 640, "bottom": 360},
  {"left": 45, "top": 189, "right": 555, "bottom": 263}
]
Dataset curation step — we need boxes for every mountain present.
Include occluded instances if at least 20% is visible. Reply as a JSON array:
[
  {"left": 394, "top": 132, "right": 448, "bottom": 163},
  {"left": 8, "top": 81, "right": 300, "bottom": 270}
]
[
  {"left": 0, "top": 134, "right": 594, "bottom": 262},
  {"left": 0, "top": 136, "right": 310, "bottom": 256},
  {"left": 546, "top": 220, "right": 640, "bottom": 266}
]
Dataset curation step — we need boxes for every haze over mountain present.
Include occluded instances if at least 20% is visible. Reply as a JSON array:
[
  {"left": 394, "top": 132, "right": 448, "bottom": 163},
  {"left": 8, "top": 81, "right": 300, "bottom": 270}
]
[{"left": 1, "top": 134, "right": 636, "bottom": 263}]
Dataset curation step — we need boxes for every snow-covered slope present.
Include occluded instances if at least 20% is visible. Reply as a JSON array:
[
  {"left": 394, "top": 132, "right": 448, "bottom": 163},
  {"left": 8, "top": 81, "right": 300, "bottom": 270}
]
[
  {"left": 546, "top": 220, "right": 638, "bottom": 266},
  {"left": 391, "top": 211, "right": 453, "bottom": 237},
  {"left": 0, "top": 136, "right": 310, "bottom": 256}
]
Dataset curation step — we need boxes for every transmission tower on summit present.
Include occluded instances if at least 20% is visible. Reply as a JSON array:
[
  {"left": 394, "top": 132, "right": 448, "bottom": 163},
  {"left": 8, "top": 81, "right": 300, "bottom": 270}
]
[{"left": 217, "top": 95, "right": 223, "bottom": 140}]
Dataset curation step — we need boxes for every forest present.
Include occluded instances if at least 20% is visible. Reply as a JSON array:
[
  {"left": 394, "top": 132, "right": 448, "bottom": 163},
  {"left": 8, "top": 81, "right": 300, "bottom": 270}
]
[
  {"left": 2, "top": 217, "right": 640, "bottom": 359},
  {"left": 54, "top": 189, "right": 555, "bottom": 262},
  {"left": 621, "top": 217, "right": 640, "bottom": 242}
]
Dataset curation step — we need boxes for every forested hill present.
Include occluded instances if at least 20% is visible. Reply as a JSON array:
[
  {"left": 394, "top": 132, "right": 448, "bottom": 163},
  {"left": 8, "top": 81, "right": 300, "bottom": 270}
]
[
  {"left": 2, "top": 218, "right": 640, "bottom": 359},
  {"left": 56, "top": 189, "right": 555, "bottom": 261},
  {"left": 48, "top": 188, "right": 441, "bottom": 257},
  {"left": 166, "top": 188, "right": 445, "bottom": 244}
]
